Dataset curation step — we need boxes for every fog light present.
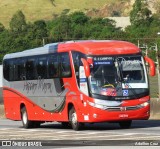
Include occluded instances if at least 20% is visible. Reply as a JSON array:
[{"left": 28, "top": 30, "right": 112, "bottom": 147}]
[{"left": 93, "top": 114, "right": 97, "bottom": 118}]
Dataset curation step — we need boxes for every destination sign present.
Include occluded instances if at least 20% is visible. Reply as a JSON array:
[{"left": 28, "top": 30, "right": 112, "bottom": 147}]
[
  {"left": 93, "top": 57, "right": 113, "bottom": 61},
  {"left": 94, "top": 61, "right": 113, "bottom": 65},
  {"left": 93, "top": 57, "right": 113, "bottom": 65}
]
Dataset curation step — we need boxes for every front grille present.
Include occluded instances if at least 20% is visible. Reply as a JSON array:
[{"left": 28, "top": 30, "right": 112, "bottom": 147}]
[{"left": 105, "top": 105, "right": 141, "bottom": 111}]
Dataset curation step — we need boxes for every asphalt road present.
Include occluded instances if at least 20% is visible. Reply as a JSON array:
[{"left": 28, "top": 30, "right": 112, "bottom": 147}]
[{"left": 0, "top": 119, "right": 160, "bottom": 148}]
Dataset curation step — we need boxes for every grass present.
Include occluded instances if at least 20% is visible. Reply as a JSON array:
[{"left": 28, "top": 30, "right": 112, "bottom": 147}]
[{"left": 0, "top": 0, "right": 126, "bottom": 28}]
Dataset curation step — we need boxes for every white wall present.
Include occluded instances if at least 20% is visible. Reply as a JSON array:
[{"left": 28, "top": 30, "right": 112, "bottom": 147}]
[{"left": 108, "top": 17, "right": 131, "bottom": 30}]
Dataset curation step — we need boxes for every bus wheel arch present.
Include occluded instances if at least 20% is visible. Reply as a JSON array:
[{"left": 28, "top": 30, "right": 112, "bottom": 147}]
[
  {"left": 20, "top": 103, "right": 25, "bottom": 113},
  {"left": 68, "top": 103, "right": 83, "bottom": 131},
  {"left": 20, "top": 104, "right": 41, "bottom": 128}
]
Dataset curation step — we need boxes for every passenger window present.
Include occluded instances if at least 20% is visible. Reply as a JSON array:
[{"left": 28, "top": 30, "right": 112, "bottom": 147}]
[
  {"left": 14, "top": 59, "right": 19, "bottom": 81},
  {"left": 60, "top": 53, "right": 72, "bottom": 78},
  {"left": 37, "top": 57, "right": 47, "bottom": 79},
  {"left": 9, "top": 60, "right": 14, "bottom": 81},
  {"left": 3, "top": 60, "right": 9, "bottom": 81},
  {"left": 48, "top": 55, "right": 59, "bottom": 78},
  {"left": 3, "top": 59, "right": 20, "bottom": 81},
  {"left": 26, "top": 58, "right": 36, "bottom": 80},
  {"left": 17, "top": 59, "right": 26, "bottom": 80}
]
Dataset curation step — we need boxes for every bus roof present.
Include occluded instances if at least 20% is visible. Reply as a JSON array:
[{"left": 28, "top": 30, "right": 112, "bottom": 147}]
[
  {"left": 58, "top": 40, "right": 141, "bottom": 55},
  {"left": 3, "top": 40, "right": 141, "bottom": 59}
]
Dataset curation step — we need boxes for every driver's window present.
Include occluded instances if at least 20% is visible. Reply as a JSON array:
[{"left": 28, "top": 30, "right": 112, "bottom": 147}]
[{"left": 72, "top": 51, "right": 85, "bottom": 87}]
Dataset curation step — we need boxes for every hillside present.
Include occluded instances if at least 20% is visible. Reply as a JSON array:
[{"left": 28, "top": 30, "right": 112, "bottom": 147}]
[{"left": 0, "top": 0, "right": 159, "bottom": 27}]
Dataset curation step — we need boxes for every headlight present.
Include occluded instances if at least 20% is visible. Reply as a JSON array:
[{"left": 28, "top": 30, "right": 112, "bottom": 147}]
[
  {"left": 139, "top": 101, "right": 150, "bottom": 107},
  {"left": 88, "top": 101, "right": 106, "bottom": 110}
]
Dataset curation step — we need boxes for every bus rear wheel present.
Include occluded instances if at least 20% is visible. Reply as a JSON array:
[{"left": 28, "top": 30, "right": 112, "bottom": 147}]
[
  {"left": 119, "top": 120, "right": 132, "bottom": 129},
  {"left": 21, "top": 107, "right": 41, "bottom": 128},
  {"left": 69, "top": 107, "right": 83, "bottom": 131},
  {"left": 21, "top": 107, "right": 34, "bottom": 129}
]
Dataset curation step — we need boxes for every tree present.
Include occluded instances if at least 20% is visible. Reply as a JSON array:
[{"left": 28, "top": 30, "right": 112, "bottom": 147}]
[
  {"left": 70, "top": 11, "right": 89, "bottom": 25},
  {"left": 130, "top": 0, "right": 152, "bottom": 27},
  {"left": 51, "top": 11, "right": 72, "bottom": 41},
  {"left": 0, "top": 23, "right": 5, "bottom": 33},
  {"left": 33, "top": 20, "right": 48, "bottom": 39},
  {"left": 9, "top": 10, "right": 27, "bottom": 32}
]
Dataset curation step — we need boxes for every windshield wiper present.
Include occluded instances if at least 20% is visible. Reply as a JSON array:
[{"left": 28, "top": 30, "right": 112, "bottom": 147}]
[
  {"left": 116, "top": 58, "right": 137, "bottom": 98},
  {"left": 115, "top": 58, "right": 123, "bottom": 83}
]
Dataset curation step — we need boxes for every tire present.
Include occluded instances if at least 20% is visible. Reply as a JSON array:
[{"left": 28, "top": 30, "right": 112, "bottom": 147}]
[
  {"left": 119, "top": 120, "right": 132, "bottom": 129},
  {"left": 21, "top": 107, "right": 34, "bottom": 129},
  {"left": 69, "top": 107, "right": 83, "bottom": 131}
]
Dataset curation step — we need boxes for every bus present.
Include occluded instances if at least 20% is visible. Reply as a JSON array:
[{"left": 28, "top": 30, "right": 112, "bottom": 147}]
[{"left": 3, "top": 40, "right": 155, "bottom": 130}]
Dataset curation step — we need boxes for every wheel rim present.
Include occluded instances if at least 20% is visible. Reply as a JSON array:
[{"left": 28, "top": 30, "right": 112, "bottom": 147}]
[
  {"left": 22, "top": 111, "right": 27, "bottom": 125},
  {"left": 71, "top": 112, "right": 77, "bottom": 126}
]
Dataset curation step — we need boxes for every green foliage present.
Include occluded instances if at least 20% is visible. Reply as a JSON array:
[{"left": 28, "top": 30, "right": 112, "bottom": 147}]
[
  {"left": 33, "top": 20, "right": 48, "bottom": 39},
  {"left": 51, "top": 12, "right": 72, "bottom": 41},
  {"left": 130, "top": 0, "right": 152, "bottom": 27},
  {"left": 9, "top": 10, "right": 27, "bottom": 32},
  {"left": 0, "top": 23, "right": 5, "bottom": 33},
  {"left": 1, "top": 6, "right": 160, "bottom": 64},
  {"left": 48, "top": 11, "right": 123, "bottom": 41},
  {"left": 70, "top": 12, "right": 89, "bottom": 25},
  {"left": 0, "top": 11, "right": 49, "bottom": 63}
]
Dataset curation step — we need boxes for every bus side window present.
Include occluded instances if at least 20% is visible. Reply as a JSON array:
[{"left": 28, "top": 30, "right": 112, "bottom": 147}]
[
  {"left": 9, "top": 60, "right": 14, "bottom": 81},
  {"left": 48, "top": 54, "right": 59, "bottom": 78},
  {"left": 3, "top": 60, "right": 9, "bottom": 81},
  {"left": 14, "top": 59, "right": 19, "bottom": 81},
  {"left": 60, "top": 53, "right": 71, "bottom": 78},
  {"left": 17, "top": 59, "right": 26, "bottom": 81},
  {"left": 4, "top": 59, "right": 18, "bottom": 81},
  {"left": 72, "top": 51, "right": 85, "bottom": 86},
  {"left": 26, "top": 58, "right": 36, "bottom": 80},
  {"left": 37, "top": 56, "right": 47, "bottom": 79}
]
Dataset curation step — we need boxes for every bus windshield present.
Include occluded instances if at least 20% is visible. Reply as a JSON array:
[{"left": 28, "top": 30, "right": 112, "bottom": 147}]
[{"left": 89, "top": 55, "right": 148, "bottom": 99}]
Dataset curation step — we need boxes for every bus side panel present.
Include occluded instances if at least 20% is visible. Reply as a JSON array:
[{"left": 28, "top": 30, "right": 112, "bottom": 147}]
[
  {"left": 3, "top": 88, "right": 21, "bottom": 120},
  {"left": 3, "top": 86, "right": 72, "bottom": 122},
  {"left": 26, "top": 102, "right": 68, "bottom": 122}
]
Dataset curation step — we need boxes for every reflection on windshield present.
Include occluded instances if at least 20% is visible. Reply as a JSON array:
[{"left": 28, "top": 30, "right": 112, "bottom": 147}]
[
  {"left": 120, "top": 57, "right": 145, "bottom": 83},
  {"left": 89, "top": 56, "right": 148, "bottom": 97}
]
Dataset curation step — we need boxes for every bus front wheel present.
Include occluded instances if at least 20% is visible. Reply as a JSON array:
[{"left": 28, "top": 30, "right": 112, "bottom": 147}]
[
  {"left": 69, "top": 107, "right": 83, "bottom": 131},
  {"left": 119, "top": 120, "right": 132, "bottom": 129}
]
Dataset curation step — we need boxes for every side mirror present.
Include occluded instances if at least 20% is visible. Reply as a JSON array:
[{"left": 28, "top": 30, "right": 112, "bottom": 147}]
[
  {"left": 81, "top": 58, "right": 90, "bottom": 77},
  {"left": 144, "top": 56, "right": 155, "bottom": 76}
]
